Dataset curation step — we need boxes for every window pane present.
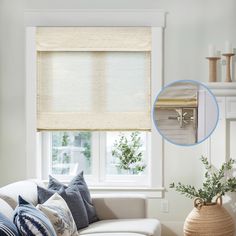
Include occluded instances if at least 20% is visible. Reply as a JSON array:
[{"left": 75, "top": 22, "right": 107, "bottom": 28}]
[
  {"left": 51, "top": 131, "right": 92, "bottom": 175},
  {"left": 106, "top": 131, "right": 147, "bottom": 175}
]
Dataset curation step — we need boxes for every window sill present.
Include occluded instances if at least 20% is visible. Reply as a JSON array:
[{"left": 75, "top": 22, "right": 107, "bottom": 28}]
[{"left": 88, "top": 186, "right": 165, "bottom": 199}]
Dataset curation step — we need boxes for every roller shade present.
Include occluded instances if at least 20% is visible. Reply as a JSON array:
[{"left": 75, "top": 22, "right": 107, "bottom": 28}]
[
  {"left": 36, "top": 27, "right": 151, "bottom": 131},
  {"left": 155, "top": 82, "right": 198, "bottom": 108}
]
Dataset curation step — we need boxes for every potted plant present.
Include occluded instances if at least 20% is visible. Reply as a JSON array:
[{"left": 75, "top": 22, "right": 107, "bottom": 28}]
[
  {"left": 111, "top": 132, "right": 146, "bottom": 174},
  {"left": 170, "top": 156, "right": 236, "bottom": 236}
]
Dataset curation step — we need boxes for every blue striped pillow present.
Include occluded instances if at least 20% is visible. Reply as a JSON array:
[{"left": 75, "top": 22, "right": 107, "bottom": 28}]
[
  {"left": 13, "top": 196, "right": 56, "bottom": 236},
  {"left": 0, "top": 212, "right": 19, "bottom": 236}
]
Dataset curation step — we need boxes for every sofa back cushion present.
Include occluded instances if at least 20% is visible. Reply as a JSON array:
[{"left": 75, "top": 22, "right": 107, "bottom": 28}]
[
  {"left": 0, "top": 180, "right": 44, "bottom": 209},
  {"left": 0, "top": 199, "right": 14, "bottom": 220},
  {"left": 92, "top": 194, "right": 147, "bottom": 220}
]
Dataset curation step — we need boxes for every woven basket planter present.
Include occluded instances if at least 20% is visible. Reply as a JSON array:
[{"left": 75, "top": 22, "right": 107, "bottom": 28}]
[{"left": 184, "top": 197, "right": 234, "bottom": 236}]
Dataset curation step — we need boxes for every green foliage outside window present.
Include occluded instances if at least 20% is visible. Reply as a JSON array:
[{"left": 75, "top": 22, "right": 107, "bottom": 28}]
[
  {"left": 52, "top": 132, "right": 91, "bottom": 174},
  {"left": 62, "top": 132, "right": 69, "bottom": 146},
  {"left": 112, "top": 131, "right": 146, "bottom": 174},
  {"left": 79, "top": 132, "right": 92, "bottom": 163}
]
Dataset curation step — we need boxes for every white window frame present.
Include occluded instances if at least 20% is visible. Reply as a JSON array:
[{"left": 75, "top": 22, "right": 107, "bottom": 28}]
[{"left": 25, "top": 9, "right": 166, "bottom": 198}]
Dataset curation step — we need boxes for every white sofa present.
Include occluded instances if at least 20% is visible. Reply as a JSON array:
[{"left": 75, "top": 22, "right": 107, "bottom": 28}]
[{"left": 0, "top": 180, "right": 161, "bottom": 236}]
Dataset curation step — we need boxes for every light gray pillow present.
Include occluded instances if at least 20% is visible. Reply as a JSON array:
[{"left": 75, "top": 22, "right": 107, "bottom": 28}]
[{"left": 37, "top": 193, "right": 79, "bottom": 236}]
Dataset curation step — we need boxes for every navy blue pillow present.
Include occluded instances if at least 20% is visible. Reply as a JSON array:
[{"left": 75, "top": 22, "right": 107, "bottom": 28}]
[
  {"left": 48, "top": 171, "right": 98, "bottom": 223},
  {"left": 0, "top": 212, "right": 19, "bottom": 236},
  {"left": 37, "top": 185, "right": 89, "bottom": 230},
  {"left": 13, "top": 196, "right": 56, "bottom": 236}
]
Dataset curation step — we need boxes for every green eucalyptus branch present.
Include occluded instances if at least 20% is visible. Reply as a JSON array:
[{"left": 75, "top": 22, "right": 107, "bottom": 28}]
[{"left": 170, "top": 156, "right": 236, "bottom": 203}]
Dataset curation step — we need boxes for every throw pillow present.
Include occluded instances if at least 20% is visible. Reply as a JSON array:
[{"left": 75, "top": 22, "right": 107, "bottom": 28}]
[
  {"left": 37, "top": 185, "right": 89, "bottom": 229},
  {"left": 37, "top": 187, "right": 56, "bottom": 204},
  {"left": 37, "top": 193, "right": 79, "bottom": 236},
  {"left": 49, "top": 171, "right": 98, "bottom": 223},
  {"left": 0, "top": 212, "right": 19, "bottom": 236},
  {"left": 13, "top": 196, "right": 57, "bottom": 236}
]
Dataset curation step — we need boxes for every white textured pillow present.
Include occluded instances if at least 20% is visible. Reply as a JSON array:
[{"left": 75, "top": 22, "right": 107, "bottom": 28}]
[{"left": 37, "top": 193, "right": 79, "bottom": 236}]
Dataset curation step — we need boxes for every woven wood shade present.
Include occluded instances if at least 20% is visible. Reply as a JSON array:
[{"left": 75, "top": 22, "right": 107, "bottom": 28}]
[
  {"left": 155, "top": 82, "right": 198, "bottom": 108},
  {"left": 36, "top": 27, "right": 151, "bottom": 131}
]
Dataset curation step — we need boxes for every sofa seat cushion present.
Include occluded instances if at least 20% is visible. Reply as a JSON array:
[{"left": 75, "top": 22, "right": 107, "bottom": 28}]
[
  {"left": 79, "top": 219, "right": 161, "bottom": 236},
  {"left": 82, "top": 234, "right": 145, "bottom": 236}
]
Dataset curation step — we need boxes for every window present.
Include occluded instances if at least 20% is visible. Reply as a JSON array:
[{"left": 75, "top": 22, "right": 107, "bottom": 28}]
[
  {"left": 35, "top": 27, "right": 155, "bottom": 187},
  {"left": 42, "top": 131, "right": 150, "bottom": 186},
  {"left": 25, "top": 9, "right": 166, "bottom": 195}
]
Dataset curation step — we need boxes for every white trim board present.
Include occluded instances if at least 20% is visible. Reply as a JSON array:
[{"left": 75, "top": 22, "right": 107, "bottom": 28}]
[
  {"left": 25, "top": 9, "right": 166, "bottom": 194},
  {"left": 24, "top": 9, "right": 166, "bottom": 27},
  {"left": 203, "top": 84, "right": 236, "bottom": 163},
  {"left": 206, "top": 82, "right": 236, "bottom": 97}
]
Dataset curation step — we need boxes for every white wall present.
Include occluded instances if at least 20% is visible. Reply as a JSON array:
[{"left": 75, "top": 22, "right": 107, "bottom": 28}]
[
  {"left": 1, "top": 1, "right": 236, "bottom": 235},
  {"left": 0, "top": 1, "right": 26, "bottom": 182}
]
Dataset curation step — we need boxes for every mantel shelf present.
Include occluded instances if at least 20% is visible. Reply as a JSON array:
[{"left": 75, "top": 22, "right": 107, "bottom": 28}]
[{"left": 205, "top": 82, "right": 236, "bottom": 97}]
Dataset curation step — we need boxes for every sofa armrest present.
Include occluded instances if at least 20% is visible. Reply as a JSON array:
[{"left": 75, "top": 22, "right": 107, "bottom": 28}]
[{"left": 91, "top": 194, "right": 147, "bottom": 220}]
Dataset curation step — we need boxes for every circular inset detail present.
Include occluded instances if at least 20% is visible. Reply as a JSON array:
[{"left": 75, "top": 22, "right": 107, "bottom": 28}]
[{"left": 153, "top": 80, "right": 219, "bottom": 146}]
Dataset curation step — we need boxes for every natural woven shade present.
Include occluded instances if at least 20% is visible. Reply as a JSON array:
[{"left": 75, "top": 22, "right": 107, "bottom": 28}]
[
  {"left": 155, "top": 82, "right": 198, "bottom": 108},
  {"left": 36, "top": 27, "right": 151, "bottom": 51},
  {"left": 37, "top": 27, "right": 151, "bottom": 131}
]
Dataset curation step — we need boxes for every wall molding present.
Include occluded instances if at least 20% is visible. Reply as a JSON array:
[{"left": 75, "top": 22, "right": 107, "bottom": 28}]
[{"left": 24, "top": 9, "right": 166, "bottom": 27}]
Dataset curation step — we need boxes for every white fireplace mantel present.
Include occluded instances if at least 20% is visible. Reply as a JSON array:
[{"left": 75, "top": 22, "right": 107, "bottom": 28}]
[
  {"left": 206, "top": 82, "right": 236, "bottom": 119},
  {"left": 205, "top": 82, "right": 236, "bottom": 169},
  {"left": 206, "top": 82, "right": 236, "bottom": 97}
]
